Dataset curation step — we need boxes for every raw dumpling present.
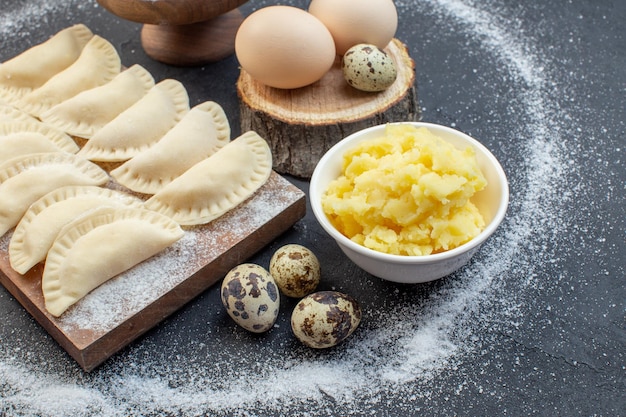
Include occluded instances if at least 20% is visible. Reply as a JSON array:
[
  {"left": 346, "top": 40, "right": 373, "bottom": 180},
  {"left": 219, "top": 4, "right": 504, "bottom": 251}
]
[
  {"left": 78, "top": 79, "right": 189, "bottom": 162},
  {"left": 144, "top": 131, "right": 272, "bottom": 225},
  {"left": 42, "top": 206, "right": 184, "bottom": 317},
  {"left": 0, "top": 24, "right": 93, "bottom": 102},
  {"left": 0, "top": 102, "right": 37, "bottom": 123},
  {"left": 0, "top": 152, "right": 109, "bottom": 237},
  {"left": 0, "top": 121, "right": 79, "bottom": 165},
  {"left": 16, "top": 35, "right": 121, "bottom": 117},
  {"left": 110, "top": 101, "right": 230, "bottom": 194},
  {"left": 40, "top": 64, "right": 155, "bottom": 138},
  {"left": 9, "top": 185, "right": 143, "bottom": 274}
]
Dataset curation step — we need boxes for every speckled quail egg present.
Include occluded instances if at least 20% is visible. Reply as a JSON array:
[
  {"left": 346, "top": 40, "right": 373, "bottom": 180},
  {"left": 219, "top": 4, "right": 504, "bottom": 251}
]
[
  {"left": 269, "top": 244, "right": 321, "bottom": 298},
  {"left": 342, "top": 44, "right": 397, "bottom": 92},
  {"left": 221, "top": 263, "right": 280, "bottom": 333},
  {"left": 291, "top": 291, "right": 361, "bottom": 349}
]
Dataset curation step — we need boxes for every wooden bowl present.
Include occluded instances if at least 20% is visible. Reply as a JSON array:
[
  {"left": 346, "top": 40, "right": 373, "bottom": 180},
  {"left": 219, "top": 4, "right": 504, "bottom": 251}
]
[{"left": 96, "top": 0, "right": 249, "bottom": 66}]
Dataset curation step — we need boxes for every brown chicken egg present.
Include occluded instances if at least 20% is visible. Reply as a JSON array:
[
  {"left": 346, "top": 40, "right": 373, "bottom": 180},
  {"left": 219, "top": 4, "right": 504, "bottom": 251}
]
[
  {"left": 308, "top": 0, "right": 398, "bottom": 55},
  {"left": 235, "top": 6, "right": 336, "bottom": 89}
]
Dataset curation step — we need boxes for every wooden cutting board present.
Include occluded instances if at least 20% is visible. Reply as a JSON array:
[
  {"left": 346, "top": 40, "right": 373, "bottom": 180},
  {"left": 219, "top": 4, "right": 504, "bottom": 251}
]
[{"left": 0, "top": 171, "right": 305, "bottom": 371}]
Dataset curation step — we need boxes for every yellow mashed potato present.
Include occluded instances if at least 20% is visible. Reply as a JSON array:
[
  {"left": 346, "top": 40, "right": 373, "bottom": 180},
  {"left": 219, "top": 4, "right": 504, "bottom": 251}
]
[{"left": 322, "top": 124, "right": 488, "bottom": 256}]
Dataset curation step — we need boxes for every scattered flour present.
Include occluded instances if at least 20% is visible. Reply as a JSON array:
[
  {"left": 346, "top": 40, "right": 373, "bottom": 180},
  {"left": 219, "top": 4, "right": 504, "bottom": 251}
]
[{"left": 0, "top": 0, "right": 582, "bottom": 415}]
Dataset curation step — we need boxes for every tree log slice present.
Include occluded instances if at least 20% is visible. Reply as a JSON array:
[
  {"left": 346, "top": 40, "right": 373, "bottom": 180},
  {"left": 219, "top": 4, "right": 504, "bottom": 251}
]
[{"left": 237, "top": 38, "right": 420, "bottom": 178}]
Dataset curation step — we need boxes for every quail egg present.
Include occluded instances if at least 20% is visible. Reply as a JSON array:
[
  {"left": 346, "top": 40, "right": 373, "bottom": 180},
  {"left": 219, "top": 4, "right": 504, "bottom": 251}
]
[
  {"left": 291, "top": 291, "right": 361, "bottom": 348},
  {"left": 269, "top": 244, "right": 321, "bottom": 298},
  {"left": 342, "top": 44, "right": 397, "bottom": 92},
  {"left": 221, "top": 263, "right": 280, "bottom": 333}
]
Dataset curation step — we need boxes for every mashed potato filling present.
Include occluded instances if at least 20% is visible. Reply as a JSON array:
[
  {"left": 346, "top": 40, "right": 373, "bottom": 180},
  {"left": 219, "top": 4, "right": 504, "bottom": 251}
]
[{"left": 322, "top": 124, "right": 488, "bottom": 256}]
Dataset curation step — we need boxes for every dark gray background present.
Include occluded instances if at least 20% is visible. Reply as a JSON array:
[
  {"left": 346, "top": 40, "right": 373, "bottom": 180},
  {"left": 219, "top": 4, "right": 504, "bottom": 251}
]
[{"left": 1, "top": 0, "right": 624, "bottom": 415}]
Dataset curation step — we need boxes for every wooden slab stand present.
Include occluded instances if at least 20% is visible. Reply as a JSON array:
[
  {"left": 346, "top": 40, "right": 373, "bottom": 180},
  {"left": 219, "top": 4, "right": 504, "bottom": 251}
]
[
  {"left": 238, "top": 38, "right": 420, "bottom": 178},
  {"left": 0, "top": 171, "right": 305, "bottom": 371},
  {"left": 96, "top": 0, "right": 250, "bottom": 65}
]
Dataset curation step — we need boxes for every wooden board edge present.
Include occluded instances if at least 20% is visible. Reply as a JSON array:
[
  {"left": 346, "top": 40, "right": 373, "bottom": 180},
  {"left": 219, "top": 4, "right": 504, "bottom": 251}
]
[
  {"left": 0, "top": 265, "right": 83, "bottom": 362},
  {"left": 0, "top": 181, "right": 306, "bottom": 372}
]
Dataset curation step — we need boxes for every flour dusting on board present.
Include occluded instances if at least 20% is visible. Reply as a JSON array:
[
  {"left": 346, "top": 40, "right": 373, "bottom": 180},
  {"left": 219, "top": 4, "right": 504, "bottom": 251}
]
[
  {"left": 57, "top": 232, "right": 200, "bottom": 332},
  {"left": 0, "top": 0, "right": 582, "bottom": 415},
  {"left": 55, "top": 173, "right": 301, "bottom": 333}
]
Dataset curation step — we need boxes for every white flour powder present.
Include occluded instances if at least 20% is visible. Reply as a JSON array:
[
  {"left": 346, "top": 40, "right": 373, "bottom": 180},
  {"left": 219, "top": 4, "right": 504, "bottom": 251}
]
[{"left": 0, "top": 0, "right": 589, "bottom": 415}]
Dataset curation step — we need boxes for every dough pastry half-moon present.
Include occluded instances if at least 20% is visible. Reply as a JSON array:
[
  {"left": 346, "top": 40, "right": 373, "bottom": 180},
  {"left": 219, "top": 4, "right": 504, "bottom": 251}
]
[
  {"left": 0, "top": 152, "right": 109, "bottom": 237},
  {"left": 16, "top": 35, "right": 121, "bottom": 117},
  {"left": 40, "top": 64, "right": 155, "bottom": 139},
  {"left": 78, "top": 79, "right": 189, "bottom": 162},
  {"left": 0, "top": 24, "right": 93, "bottom": 102},
  {"left": 0, "top": 121, "right": 79, "bottom": 165},
  {"left": 0, "top": 102, "right": 38, "bottom": 123},
  {"left": 110, "top": 100, "right": 230, "bottom": 194},
  {"left": 9, "top": 185, "right": 143, "bottom": 274},
  {"left": 42, "top": 206, "right": 184, "bottom": 317},
  {"left": 144, "top": 131, "right": 272, "bottom": 225}
]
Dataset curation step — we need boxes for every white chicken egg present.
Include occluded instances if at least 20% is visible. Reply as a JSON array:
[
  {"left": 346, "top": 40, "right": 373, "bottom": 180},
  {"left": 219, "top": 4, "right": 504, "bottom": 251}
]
[
  {"left": 235, "top": 6, "right": 336, "bottom": 89},
  {"left": 221, "top": 263, "right": 280, "bottom": 333},
  {"left": 291, "top": 291, "right": 361, "bottom": 348},
  {"left": 308, "top": 0, "right": 398, "bottom": 55}
]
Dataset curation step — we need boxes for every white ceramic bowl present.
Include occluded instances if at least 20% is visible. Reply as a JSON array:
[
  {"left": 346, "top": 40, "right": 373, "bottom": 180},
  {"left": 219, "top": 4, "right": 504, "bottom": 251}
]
[{"left": 310, "top": 122, "right": 509, "bottom": 284}]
